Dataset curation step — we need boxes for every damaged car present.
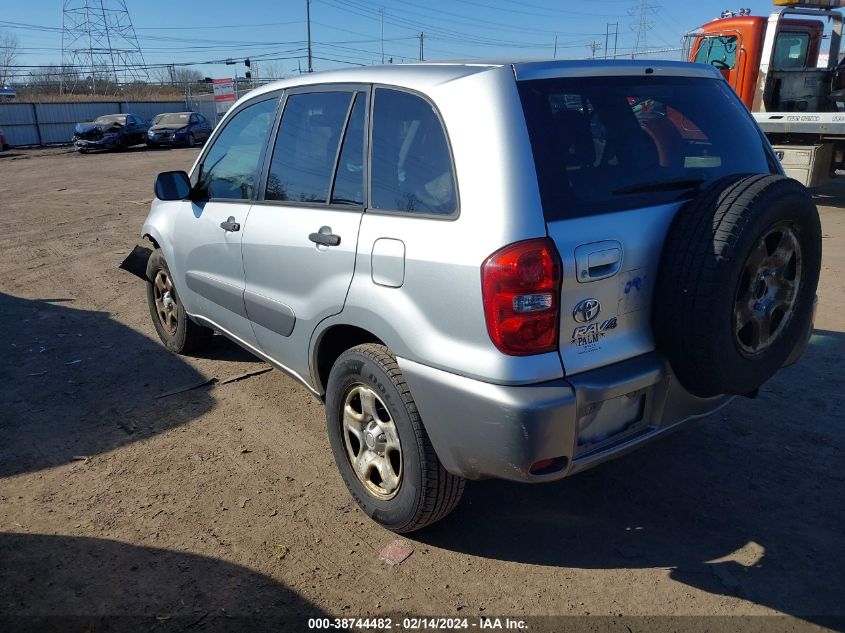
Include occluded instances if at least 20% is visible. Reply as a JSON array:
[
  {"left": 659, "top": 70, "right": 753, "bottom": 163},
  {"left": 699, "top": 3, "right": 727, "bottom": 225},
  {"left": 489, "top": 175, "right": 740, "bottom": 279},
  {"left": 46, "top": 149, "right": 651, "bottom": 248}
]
[
  {"left": 72, "top": 113, "right": 149, "bottom": 153},
  {"left": 146, "top": 112, "right": 212, "bottom": 148}
]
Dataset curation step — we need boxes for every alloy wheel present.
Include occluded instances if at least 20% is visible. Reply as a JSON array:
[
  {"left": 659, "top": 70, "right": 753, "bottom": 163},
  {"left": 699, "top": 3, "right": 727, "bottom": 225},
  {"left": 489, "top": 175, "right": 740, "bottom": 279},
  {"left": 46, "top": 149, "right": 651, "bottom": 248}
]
[
  {"left": 341, "top": 384, "right": 403, "bottom": 499},
  {"left": 734, "top": 223, "right": 802, "bottom": 355}
]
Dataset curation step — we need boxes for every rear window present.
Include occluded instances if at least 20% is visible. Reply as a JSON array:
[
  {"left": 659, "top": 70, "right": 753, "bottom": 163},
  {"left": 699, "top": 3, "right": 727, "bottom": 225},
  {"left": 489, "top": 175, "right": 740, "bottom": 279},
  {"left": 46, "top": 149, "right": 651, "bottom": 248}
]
[
  {"left": 517, "top": 75, "right": 772, "bottom": 220},
  {"left": 773, "top": 32, "right": 810, "bottom": 69}
]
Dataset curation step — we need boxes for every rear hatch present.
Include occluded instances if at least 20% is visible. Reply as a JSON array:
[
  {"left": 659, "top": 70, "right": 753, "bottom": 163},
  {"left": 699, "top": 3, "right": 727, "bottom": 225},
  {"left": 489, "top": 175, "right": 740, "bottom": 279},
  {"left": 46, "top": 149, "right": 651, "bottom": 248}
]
[{"left": 515, "top": 66, "right": 775, "bottom": 376}]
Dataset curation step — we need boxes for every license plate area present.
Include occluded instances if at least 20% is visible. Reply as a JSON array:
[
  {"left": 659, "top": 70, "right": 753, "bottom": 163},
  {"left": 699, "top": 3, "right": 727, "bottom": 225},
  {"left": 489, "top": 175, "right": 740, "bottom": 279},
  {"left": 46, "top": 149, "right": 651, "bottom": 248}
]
[{"left": 574, "top": 387, "right": 650, "bottom": 457}]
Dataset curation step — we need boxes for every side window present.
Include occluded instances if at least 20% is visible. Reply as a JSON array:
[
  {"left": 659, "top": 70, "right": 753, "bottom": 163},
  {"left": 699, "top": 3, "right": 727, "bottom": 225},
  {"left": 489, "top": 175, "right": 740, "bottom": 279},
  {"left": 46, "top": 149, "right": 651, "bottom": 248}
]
[
  {"left": 189, "top": 114, "right": 197, "bottom": 124},
  {"left": 331, "top": 93, "right": 366, "bottom": 206},
  {"left": 773, "top": 32, "right": 810, "bottom": 69},
  {"left": 265, "top": 91, "right": 353, "bottom": 203},
  {"left": 370, "top": 88, "right": 456, "bottom": 215},
  {"left": 198, "top": 97, "right": 277, "bottom": 200}
]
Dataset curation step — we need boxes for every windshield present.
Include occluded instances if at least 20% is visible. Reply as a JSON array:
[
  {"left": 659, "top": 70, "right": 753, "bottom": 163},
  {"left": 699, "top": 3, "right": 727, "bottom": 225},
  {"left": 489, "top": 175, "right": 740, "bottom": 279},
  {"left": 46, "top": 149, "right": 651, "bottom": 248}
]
[
  {"left": 155, "top": 113, "right": 191, "bottom": 125},
  {"left": 517, "top": 75, "right": 773, "bottom": 220},
  {"left": 694, "top": 35, "right": 738, "bottom": 69},
  {"left": 93, "top": 114, "right": 127, "bottom": 125}
]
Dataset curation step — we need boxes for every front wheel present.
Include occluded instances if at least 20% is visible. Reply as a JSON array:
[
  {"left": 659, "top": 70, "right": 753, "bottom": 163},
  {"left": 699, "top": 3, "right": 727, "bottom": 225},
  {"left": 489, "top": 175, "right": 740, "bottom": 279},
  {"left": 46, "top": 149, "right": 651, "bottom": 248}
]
[
  {"left": 185, "top": 133, "right": 195, "bottom": 148},
  {"left": 145, "top": 249, "right": 213, "bottom": 354},
  {"left": 326, "top": 344, "right": 465, "bottom": 533}
]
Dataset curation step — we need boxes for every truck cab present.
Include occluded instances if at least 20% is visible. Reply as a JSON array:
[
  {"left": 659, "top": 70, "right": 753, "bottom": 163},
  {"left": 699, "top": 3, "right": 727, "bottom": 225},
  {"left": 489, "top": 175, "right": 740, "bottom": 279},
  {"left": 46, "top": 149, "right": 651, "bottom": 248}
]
[
  {"left": 691, "top": 13, "right": 824, "bottom": 109},
  {"left": 688, "top": 1, "right": 845, "bottom": 186}
]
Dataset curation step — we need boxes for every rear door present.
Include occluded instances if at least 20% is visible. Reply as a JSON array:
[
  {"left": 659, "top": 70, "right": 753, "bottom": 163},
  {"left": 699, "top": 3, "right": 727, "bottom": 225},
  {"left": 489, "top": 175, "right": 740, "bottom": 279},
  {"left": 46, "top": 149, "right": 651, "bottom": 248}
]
[
  {"left": 516, "top": 72, "right": 773, "bottom": 375},
  {"left": 240, "top": 84, "right": 368, "bottom": 382}
]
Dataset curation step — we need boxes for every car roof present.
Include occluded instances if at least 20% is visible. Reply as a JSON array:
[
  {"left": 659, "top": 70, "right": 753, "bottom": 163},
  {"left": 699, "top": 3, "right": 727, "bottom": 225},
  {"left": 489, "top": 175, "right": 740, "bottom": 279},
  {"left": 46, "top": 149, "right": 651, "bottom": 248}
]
[{"left": 243, "top": 59, "right": 720, "bottom": 99}]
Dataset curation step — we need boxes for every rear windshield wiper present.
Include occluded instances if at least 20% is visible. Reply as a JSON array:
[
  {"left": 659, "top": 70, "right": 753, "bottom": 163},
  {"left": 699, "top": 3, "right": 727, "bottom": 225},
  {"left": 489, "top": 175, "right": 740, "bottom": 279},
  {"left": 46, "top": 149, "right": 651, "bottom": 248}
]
[{"left": 612, "top": 176, "right": 706, "bottom": 196}]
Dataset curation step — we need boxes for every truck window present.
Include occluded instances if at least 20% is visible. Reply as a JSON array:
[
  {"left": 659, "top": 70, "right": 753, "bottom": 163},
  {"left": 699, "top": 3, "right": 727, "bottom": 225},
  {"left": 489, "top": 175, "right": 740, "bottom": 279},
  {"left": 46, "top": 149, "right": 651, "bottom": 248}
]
[
  {"left": 694, "top": 35, "right": 737, "bottom": 69},
  {"left": 773, "top": 32, "right": 810, "bottom": 69}
]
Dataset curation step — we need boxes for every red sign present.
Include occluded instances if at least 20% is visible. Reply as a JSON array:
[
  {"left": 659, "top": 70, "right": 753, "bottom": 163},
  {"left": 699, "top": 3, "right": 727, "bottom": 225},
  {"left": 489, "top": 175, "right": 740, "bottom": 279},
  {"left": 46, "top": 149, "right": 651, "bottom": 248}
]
[{"left": 212, "top": 78, "right": 236, "bottom": 114}]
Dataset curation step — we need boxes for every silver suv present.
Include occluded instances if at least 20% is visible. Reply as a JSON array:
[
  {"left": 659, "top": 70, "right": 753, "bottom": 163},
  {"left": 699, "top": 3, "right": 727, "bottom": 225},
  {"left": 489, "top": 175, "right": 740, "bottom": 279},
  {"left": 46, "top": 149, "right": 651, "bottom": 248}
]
[{"left": 142, "top": 60, "right": 821, "bottom": 532}]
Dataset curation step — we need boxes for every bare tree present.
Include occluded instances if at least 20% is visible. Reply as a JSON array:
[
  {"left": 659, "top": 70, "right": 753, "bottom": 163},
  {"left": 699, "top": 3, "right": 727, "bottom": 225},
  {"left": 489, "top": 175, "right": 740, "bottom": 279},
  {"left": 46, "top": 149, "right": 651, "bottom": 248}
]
[
  {"left": 262, "top": 61, "right": 286, "bottom": 81},
  {"left": 173, "top": 67, "right": 203, "bottom": 85},
  {"left": 0, "top": 31, "right": 19, "bottom": 86}
]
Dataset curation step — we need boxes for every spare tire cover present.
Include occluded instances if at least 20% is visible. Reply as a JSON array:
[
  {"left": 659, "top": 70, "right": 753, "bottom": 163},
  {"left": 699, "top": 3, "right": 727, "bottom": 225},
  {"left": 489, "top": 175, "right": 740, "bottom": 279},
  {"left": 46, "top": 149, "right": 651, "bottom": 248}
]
[{"left": 653, "top": 174, "right": 821, "bottom": 398}]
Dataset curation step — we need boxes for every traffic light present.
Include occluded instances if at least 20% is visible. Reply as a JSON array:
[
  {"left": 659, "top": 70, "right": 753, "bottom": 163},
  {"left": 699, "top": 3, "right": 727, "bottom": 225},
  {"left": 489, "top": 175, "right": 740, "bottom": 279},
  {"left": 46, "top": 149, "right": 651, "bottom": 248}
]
[
  {"left": 246, "top": 71, "right": 252, "bottom": 79},
  {"left": 244, "top": 58, "right": 251, "bottom": 68}
]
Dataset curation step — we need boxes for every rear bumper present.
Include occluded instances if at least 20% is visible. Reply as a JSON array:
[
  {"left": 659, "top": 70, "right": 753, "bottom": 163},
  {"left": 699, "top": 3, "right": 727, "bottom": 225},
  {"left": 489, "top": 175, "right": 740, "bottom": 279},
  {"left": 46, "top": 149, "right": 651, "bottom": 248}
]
[{"left": 398, "top": 352, "right": 732, "bottom": 482}]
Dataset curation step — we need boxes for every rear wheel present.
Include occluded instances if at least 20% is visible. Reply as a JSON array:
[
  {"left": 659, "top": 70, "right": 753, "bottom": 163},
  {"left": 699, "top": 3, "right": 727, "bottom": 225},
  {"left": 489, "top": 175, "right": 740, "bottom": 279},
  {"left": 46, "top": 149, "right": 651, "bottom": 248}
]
[
  {"left": 326, "top": 344, "right": 465, "bottom": 532},
  {"left": 145, "top": 249, "right": 213, "bottom": 354}
]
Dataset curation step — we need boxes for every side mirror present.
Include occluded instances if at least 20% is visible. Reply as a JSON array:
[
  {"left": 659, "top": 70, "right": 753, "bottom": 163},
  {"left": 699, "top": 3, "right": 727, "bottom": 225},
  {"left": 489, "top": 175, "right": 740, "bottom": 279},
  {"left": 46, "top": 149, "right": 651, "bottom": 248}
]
[{"left": 154, "top": 170, "right": 191, "bottom": 201}]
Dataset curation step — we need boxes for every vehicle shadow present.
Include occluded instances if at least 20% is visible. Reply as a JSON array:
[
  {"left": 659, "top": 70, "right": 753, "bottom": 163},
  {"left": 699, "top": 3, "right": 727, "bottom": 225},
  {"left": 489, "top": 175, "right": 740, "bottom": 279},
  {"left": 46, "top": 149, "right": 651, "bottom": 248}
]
[
  {"left": 0, "top": 532, "right": 326, "bottom": 632},
  {"left": 419, "top": 329, "right": 845, "bottom": 624},
  {"left": 811, "top": 178, "right": 845, "bottom": 208},
  {"left": 0, "top": 292, "right": 215, "bottom": 478}
]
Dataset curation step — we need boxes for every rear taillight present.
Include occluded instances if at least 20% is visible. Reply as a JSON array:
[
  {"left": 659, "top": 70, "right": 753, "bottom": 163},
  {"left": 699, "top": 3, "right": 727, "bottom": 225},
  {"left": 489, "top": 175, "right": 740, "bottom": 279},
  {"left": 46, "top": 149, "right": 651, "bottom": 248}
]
[{"left": 481, "top": 237, "right": 562, "bottom": 356}]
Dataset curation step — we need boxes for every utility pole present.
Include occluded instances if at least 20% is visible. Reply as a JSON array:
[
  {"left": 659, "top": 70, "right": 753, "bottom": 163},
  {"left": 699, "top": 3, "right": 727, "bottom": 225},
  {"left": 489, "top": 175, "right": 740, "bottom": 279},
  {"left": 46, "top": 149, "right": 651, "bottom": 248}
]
[
  {"left": 380, "top": 7, "right": 385, "bottom": 64},
  {"left": 419, "top": 32, "right": 425, "bottom": 61},
  {"left": 614, "top": 22, "right": 619, "bottom": 59},
  {"left": 306, "top": 0, "right": 313, "bottom": 73},
  {"left": 553, "top": 35, "right": 558, "bottom": 59},
  {"left": 605, "top": 22, "right": 619, "bottom": 59},
  {"left": 588, "top": 40, "right": 602, "bottom": 58}
]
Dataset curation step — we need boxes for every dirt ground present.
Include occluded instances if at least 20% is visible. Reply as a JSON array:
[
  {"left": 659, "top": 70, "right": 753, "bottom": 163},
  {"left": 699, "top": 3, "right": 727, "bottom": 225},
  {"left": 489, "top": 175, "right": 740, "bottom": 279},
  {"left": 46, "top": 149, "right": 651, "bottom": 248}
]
[{"left": 0, "top": 147, "right": 843, "bottom": 632}]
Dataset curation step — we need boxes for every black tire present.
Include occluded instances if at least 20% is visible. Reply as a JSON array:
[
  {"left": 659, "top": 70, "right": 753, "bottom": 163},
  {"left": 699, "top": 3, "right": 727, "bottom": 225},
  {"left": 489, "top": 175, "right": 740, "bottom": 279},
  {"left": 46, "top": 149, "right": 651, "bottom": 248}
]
[
  {"left": 185, "top": 133, "right": 195, "bottom": 148},
  {"left": 145, "top": 249, "right": 213, "bottom": 354},
  {"left": 654, "top": 174, "right": 821, "bottom": 398},
  {"left": 326, "top": 344, "right": 465, "bottom": 533}
]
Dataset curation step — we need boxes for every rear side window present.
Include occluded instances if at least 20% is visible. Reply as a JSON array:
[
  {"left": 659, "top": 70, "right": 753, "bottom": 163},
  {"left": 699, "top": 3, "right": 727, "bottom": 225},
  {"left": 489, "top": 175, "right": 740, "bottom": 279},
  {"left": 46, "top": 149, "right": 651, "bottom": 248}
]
[
  {"left": 370, "top": 88, "right": 456, "bottom": 215},
  {"left": 517, "top": 76, "right": 772, "bottom": 220},
  {"left": 198, "top": 97, "right": 277, "bottom": 200},
  {"left": 265, "top": 91, "right": 352, "bottom": 203}
]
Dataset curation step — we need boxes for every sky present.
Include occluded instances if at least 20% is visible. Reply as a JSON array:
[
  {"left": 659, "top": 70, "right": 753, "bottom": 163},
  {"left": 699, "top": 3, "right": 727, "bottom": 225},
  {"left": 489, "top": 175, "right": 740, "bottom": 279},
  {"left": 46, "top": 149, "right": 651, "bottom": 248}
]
[{"left": 0, "top": 0, "right": 788, "bottom": 82}]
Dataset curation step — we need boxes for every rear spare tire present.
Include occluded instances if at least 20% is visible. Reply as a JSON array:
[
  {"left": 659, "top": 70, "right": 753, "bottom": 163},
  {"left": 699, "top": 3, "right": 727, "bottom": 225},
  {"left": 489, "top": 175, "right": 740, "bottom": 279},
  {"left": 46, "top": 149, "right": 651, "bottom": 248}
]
[{"left": 654, "top": 174, "right": 821, "bottom": 398}]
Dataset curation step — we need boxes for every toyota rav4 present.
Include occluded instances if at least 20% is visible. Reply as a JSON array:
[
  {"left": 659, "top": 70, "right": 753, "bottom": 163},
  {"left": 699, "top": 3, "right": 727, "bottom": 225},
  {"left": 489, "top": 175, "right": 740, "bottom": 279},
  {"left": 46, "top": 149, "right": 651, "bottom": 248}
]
[{"left": 141, "top": 60, "right": 821, "bottom": 532}]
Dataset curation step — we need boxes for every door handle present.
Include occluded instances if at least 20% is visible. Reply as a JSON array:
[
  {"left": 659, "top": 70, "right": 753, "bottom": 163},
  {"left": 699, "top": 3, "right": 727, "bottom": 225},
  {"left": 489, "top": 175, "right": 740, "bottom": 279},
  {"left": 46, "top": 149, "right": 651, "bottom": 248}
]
[
  {"left": 309, "top": 228, "right": 341, "bottom": 247},
  {"left": 574, "top": 241, "right": 623, "bottom": 282},
  {"left": 220, "top": 216, "right": 240, "bottom": 232}
]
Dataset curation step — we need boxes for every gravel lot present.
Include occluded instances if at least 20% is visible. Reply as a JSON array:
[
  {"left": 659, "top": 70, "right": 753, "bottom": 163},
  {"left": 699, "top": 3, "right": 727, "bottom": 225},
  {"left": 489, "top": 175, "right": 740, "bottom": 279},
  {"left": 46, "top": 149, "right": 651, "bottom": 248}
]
[{"left": 0, "top": 147, "right": 843, "bottom": 631}]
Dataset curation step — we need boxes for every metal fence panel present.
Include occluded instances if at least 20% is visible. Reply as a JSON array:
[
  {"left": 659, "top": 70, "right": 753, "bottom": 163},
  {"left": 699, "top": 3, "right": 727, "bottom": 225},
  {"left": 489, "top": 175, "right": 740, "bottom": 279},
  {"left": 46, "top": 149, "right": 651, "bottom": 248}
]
[{"left": 0, "top": 103, "right": 39, "bottom": 146}]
